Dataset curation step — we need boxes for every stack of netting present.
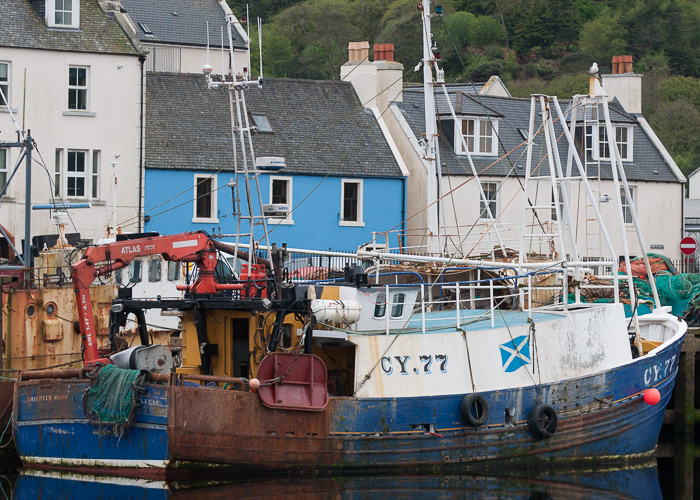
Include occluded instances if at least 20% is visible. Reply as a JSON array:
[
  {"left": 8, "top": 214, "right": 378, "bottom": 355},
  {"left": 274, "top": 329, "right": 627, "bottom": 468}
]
[
  {"left": 82, "top": 364, "right": 148, "bottom": 437},
  {"left": 569, "top": 254, "right": 700, "bottom": 320},
  {"left": 619, "top": 253, "right": 676, "bottom": 280},
  {"left": 653, "top": 271, "right": 700, "bottom": 317}
]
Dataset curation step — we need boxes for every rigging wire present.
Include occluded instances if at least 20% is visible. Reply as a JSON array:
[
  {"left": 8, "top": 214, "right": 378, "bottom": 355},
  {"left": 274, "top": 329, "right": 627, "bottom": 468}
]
[{"left": 435, "top": 13, "right": 550, "bottom": 235}]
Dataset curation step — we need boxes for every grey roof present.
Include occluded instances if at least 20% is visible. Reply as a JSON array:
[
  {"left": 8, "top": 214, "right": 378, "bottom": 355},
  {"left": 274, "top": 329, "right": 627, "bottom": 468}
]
[
  {"left": 121, "top": 0, "right": 245, "bottom": 49},
  {"left": 145, "top": 73, "right": 404, "bottom": 178},
  {"left": 398, "top": 85, "right": 679, "bottom": 183},
  {"left": 1, "top": 0, "right": 141, "bottom": 55}
]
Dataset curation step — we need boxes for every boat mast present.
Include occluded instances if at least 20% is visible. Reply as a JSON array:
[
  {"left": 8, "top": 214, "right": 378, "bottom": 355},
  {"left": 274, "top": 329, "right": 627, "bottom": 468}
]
[
  {"left": 420, "top": 0, "right": 442, "bottom": 256},
  {"left": 204, "top": 6, "right": 272, "bottom": 269}
]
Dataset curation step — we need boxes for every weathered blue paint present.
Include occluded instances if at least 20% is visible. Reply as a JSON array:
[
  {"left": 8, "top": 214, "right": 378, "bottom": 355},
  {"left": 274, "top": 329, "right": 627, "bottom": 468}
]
[
  {"left": 13, "top": 334, "right": 683, "bottom": 475},
  {"left": 144, "top": 169, "right": 405, "bottom": 251},
  {"left": 15, "top": 381, "right": 169, "bottom": 465}
]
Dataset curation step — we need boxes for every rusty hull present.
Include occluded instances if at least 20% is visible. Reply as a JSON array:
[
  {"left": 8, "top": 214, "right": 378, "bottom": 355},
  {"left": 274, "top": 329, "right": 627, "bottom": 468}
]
[{"left": 170, "top": 388, "right": 339, "bottom": 468}]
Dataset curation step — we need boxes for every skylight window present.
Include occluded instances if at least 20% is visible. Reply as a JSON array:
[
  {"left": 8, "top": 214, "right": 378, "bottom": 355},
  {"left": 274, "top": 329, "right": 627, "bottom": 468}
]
[
  {"left": 251, "top": 114, "right": 273, "bottom": 133},
  {"left": 139, "top": 23, "right": 154, "bottom": 36}
]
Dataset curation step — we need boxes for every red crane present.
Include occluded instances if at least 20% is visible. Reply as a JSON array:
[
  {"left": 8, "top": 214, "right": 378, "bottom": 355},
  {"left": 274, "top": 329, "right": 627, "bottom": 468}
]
[{"left": 71, "top": 231, "right": 252, "bottom": 364}]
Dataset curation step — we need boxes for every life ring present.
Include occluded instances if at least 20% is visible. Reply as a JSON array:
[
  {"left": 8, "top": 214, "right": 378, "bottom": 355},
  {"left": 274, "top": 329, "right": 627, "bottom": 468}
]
[
  {"left": 528, "top": 404, "right": 558, "bottom": 438},
  {"left": 460, "top": 393, "right": 489, "bottom": 426}
]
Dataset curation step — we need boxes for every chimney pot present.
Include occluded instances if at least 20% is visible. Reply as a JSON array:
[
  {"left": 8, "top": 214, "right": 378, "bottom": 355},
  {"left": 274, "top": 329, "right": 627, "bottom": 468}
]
[
  {"left": 359, "top": 41, "right": 369, "bottom": 62},
  {"left": 623, "top": 55, "right": 633, "bottom": 73},
  {"left": 385, "top": 43, "right": 394, "bottom": 62},
  {"left": 348, "top": 42, "right": 359, "bottom": 62},
  {"left": 612, "top": 55, "right": 620, "bottom": 74}
]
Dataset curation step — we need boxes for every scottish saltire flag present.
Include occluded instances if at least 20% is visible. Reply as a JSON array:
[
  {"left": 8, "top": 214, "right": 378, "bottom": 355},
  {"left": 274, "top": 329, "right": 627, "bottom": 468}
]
[{"left": 499, "top": 335, "right": 531, "bottom": 372}]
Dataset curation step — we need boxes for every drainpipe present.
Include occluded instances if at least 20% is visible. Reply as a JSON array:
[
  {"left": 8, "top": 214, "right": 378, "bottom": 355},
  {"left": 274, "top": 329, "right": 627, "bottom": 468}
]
[{"left": 138, "top": 55, "right": 145, "bottom": 232}]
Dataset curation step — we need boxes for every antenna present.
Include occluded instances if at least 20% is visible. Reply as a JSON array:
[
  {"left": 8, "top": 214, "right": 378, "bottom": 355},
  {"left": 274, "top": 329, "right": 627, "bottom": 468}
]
[
  {"left": 221, "top": 26, "right": 226, "bottom": 76},
  {"left": 246, "top": 5, "right": 251, "bottom": 76},
  {"left": 258, "top": 17, "right": 264, "bottom": 78},
  {"left": 206, "top": 21, "right": 210, "bottom": 66}
]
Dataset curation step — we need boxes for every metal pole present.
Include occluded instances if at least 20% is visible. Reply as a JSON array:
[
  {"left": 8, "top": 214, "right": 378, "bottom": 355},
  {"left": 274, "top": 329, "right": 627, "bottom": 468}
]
[{"left": 23, "top": 133, "right": 33, "bottom": 268}]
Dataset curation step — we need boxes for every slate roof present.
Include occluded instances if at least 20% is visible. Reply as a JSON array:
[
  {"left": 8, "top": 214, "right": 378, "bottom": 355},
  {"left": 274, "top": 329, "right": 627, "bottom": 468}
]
[
  {"left": 1, "top": 0, "right": 141, "bottom": 55},
  {"left": 145, "top": 73, "right": 404, "bottom": 178},
  {"left": 121, "top": 0, "right": 245, "bottom": 49},
  {"left": 398, "top": 86, "right": 680, "bottom": 183}
]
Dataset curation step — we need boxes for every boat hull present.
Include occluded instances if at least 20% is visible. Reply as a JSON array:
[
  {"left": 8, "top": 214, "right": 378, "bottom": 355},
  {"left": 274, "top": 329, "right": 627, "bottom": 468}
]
[{"left": 13, "top": 333, "right": 684, "bottom": 478}]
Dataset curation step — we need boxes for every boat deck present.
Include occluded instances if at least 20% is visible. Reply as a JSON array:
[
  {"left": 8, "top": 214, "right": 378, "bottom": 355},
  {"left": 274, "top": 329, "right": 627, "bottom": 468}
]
[{"left": 401, "top": 308, "right": 565, "bottom": 334}]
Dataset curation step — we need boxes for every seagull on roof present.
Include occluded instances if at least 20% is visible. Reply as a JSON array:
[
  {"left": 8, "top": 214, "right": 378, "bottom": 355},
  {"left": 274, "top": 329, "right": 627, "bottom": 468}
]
[{"left": 589, "top": 62, "right": 599, "bottom": 75}]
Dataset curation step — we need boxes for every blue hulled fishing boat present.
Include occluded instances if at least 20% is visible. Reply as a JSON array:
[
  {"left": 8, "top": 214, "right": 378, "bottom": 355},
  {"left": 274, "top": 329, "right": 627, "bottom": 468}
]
[{"left": 12, "top": 0, "right": 685, "bottom": 478}]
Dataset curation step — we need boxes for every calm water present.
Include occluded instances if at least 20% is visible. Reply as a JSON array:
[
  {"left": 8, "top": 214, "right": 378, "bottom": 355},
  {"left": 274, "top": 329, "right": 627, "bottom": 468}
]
[{"left": 0, "top": 453, "right": 694, "bottom": 500}]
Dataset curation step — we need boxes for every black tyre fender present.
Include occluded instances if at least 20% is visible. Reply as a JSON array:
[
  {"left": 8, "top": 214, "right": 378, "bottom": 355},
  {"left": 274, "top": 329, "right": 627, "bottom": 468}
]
[
  {"left": 528, "top": 403, "right": 558, "bottom": 439},
  {"left": 460, "top": 393, "right": 489, "bottom": 426}
]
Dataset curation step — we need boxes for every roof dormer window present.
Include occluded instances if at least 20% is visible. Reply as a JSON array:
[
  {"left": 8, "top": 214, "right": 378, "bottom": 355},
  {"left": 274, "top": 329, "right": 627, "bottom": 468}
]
[
  {"left": 456, "top": 117, "right": 498, "bottom": 156},
  {"left": 47, "top": 0, "right": 80, "bottom": 29}
]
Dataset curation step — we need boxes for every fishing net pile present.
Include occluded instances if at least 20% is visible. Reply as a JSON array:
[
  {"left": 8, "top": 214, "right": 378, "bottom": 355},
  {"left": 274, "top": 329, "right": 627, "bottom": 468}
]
[
  {"left": 562, "top": 254, "right": 700, "bottom": 320},
  {"left": 618, "top": 253, "right": 676, "bottom": 280},
  {"left": 82, "top": 364, "right": 148, "bottom": 437}
]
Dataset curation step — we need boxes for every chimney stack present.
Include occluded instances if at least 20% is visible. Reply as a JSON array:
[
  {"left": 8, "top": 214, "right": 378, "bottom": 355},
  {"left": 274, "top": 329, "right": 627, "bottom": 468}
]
[
  {"left": 601, "top": 55, "right": 642, "bottom": 114},
  {"left": 341, "top": 41, "right": 404, "bottom": 112}
]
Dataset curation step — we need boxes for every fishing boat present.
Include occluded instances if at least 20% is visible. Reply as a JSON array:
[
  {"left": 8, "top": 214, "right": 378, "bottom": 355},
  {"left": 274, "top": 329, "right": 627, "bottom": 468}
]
[{"left": 12, "top": 1, "right": 685, "bottom": 478}]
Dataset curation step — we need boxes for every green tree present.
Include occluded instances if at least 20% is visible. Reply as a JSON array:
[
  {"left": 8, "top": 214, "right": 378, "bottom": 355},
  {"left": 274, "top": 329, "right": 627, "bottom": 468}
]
[
  {"left": 578, "top": 7, "right": 626, "bottom": 69},
  {"left": 656, "top": 76, "right": 700, "bottom": 110},
  {"left": 510, "top": 0, "right": 581, "bottom": 57}
]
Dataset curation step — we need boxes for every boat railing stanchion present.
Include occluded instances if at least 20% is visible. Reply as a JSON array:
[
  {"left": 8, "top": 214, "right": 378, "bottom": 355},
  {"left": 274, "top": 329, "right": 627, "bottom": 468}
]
[
  {"left": 421, "top": 283, "right": 426, "bottom": 333},
  {"left": 528, "top": 273, "right": 533, "bottom": 316},
  {"left": 456, "top": 283, "right": 461, "bottom": 329},
  {"left": 490, "top": 279, "right": 495, "bottom": 328},
  {"left": 385, "top": 284, "right": 390, "bottom": 335}
]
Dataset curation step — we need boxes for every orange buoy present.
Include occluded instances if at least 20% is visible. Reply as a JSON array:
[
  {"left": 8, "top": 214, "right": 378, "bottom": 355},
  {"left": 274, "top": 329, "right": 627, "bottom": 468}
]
[{"left": 643, "top": 388, "right": 661, "bottom": 405}]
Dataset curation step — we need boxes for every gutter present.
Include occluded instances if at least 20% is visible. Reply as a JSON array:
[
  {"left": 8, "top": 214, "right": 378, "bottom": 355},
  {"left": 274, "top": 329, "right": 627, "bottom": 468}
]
[{"left": 138, "top": 55, "right": 145, "bottom": 232}]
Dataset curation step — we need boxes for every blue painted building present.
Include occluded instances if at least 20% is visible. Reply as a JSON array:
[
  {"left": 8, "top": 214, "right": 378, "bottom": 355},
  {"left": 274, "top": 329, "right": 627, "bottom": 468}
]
[{"left": 144, "top": 74, "right": 406, "bottom": 252}]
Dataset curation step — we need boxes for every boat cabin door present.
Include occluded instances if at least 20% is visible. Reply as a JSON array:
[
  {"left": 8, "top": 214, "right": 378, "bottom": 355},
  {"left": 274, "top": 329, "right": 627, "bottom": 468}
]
[{"left": 231, "top": 318, "right": 250, "bottom": 378}]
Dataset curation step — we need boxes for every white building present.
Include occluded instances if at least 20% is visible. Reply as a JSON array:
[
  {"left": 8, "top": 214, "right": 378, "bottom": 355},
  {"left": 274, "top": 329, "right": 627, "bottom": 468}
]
[
  {"left": 344, "top": 47, "right": 686, "bottom": 261},
  {"left": 119, "top": 0, "right": 249, "bottom": 75},
  {"left": 1, "top": 0, "right": 146, "bottom": 249}
]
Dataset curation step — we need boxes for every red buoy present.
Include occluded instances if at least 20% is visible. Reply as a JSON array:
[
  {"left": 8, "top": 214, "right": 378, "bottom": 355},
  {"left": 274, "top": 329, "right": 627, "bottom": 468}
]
[{"left": 643, "top": 388, "right": 661, "bottom": 405}]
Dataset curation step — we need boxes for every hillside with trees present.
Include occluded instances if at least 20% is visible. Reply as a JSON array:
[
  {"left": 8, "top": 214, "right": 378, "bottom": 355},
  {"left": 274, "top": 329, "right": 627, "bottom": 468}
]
[{"left": 227, "top": 0, "right": 700, "bottom": 176}]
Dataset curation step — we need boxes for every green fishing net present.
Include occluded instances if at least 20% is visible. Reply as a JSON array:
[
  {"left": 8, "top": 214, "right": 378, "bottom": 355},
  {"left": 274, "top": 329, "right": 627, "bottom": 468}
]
[{"left": 82, "top": 364, "right": 147, "bottom": 437}]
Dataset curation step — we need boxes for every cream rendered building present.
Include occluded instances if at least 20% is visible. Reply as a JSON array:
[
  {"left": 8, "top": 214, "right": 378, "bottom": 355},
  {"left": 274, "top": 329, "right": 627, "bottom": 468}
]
[
  {"left": 343, "top": 46, "right": 686, "bottom": 261},
  {"left": 1, "top": 0, "right": 146, "bottom": 249}
]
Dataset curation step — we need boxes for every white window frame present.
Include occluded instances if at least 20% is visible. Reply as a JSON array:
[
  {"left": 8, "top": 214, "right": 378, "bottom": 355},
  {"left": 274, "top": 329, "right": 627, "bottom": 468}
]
[
  {"left": 339, "top": 179, "right": 364, "bottom": 227},
  {"left": 66, "top": 150, "right": 87, "bottom": 198},
  {"left": 0, "top": 62, "right": 9, "bottom": 108},
  {"left": 68, "top": 66, "right": 89, "bottom": 111},
  {"left": 91, "top": 150, "right": 100, "bottom": 199},
  {"left": 479, "top": 181, "right": 499, "bottom": 220},
  {"left": 47, "top": 0, "right": 80, "bottom": 29},
  {"left": 268, "top": 176, "right": 293, "bottom": 224},
  {"left": 54, "top": 149, "right": 100, "bottom": 199},
  {"left": 193, "top": 174, "right": 218, "bottom": 223},
  {"left": 457, "top": 117, "right": 498, "bottom": 156},
  {"left": 620, "top": 186, "right": 635, "bottom": 225},
  {"left": 599, "top": 124, "right": 633, "bottom": 162}
]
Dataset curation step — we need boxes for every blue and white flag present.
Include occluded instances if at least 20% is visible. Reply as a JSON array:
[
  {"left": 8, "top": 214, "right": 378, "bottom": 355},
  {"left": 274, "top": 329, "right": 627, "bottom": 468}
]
[{"left": 499, "top": 335, "right": 531, "bottom": 373}]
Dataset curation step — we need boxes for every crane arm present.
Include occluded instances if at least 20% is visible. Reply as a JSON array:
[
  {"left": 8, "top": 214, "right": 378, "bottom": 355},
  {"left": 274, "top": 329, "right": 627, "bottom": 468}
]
[{"left": 72, "top": 231, "right": 226, "bottom": 364}]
